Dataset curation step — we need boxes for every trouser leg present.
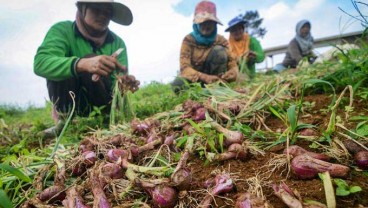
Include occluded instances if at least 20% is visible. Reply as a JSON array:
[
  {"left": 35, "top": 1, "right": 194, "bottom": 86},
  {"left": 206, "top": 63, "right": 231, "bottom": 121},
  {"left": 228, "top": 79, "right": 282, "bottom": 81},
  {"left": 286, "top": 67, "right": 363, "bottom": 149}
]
[{"left": 46, "top": 73, "right": 112, "bottom": 117}]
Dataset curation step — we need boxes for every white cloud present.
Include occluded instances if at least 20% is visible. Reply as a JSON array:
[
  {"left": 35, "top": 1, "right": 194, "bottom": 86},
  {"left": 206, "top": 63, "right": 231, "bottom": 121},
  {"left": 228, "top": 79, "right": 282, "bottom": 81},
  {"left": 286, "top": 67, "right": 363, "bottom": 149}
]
[{"left": 261, "top": 2, "right": 289, "bottom": 20}]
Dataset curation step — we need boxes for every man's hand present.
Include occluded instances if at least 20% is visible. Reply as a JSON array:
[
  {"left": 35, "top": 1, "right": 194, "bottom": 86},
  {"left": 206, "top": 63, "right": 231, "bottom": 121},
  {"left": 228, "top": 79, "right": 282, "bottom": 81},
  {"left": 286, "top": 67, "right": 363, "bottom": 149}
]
[
  {"left": 76, "top": 55, "right": 126, "bottom": 76},
  {"left": 221, "top": 70, "right": 237, "bottom": 82},
  {"left": 199, "top": 73, "right": 220, "bottom": 84}
]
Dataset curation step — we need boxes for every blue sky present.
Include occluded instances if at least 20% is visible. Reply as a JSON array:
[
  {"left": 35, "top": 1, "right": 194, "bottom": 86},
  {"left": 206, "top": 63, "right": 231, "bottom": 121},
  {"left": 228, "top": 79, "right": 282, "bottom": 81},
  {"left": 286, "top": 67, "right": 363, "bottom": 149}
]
[{"left": 0, "top": 0, "right": 366, "bottom": 107}]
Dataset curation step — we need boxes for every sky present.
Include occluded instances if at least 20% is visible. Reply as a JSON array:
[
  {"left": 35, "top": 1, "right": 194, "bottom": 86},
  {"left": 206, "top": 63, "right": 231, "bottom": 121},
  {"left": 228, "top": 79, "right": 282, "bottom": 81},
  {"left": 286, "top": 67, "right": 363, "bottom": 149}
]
[{"left": 0, "top": 0, "right": 366, "bottom": 107}]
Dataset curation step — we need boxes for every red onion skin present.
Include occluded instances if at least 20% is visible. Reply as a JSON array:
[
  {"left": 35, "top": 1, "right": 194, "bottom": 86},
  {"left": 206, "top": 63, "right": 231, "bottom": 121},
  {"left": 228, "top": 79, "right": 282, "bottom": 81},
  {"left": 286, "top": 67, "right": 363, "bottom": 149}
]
[
  {"left": 273, "top": 183, "right": 303, "bottom": 208},
  {"left": 62, "top": 187, "right": 90, "bottom": 208},
  {"left": 299, "top": 128, "right": 316, "bottom": 136},
  {"left": 235, "top": 198, "right": 251, "bottom": 208},
  {"left": 203, "top": 178, "right": 215, "bottom": 189},
  {"left": 101, "top": 163, "right": 124, "bottom": 179},
  {"left": 82, "top": 151, "right": 97, "bottom": 167},
  {"left": 284, "top": 145, "right": 330, "bottom": 161},
  {"left": 150, "top": 185, "right": 178, "bottom": 208},
  {"left": 140, "top": 182, "right": 178, "bottom": 208},
  {"left": 343, "top": 140, "right": 366, "bottom": 154},
  {"left": 106, "top": 149, "right": 127, "bottom": 162},
  {"left": 214, "top": 143, "right": 247, "bottom": 162},
  {"left": 90, "top": 173, "right": 111, "bottom": 208},
  {"left": 355, "top": 151, "right": 368, "bottom": 170},
  {"left": 199, "top": 174, "right": 234, "bottom": 208},
  {"left": 39, "top": 185, "right": 66, "bottom": 204},
  {"left": 235, "top": 193, "right": 266, "bottom": 208},
  {"left": 193, "top": 107, "right": 206, "bottom": 121},
  {"left": 212, "top": 174, "right": 233, "bottom": 195},
  {"left": 210, "top": 122, "right": 244, "bottom": 146},
  {"left": 291, "top": 154, "right": 350, "bottom": 179},
  {"left": 171, "top": 167, "right": 192, "bottom": 190},
  {"left": 164, "top": 134, "right": 175, "bottom": 146},
  {"left": 78, "top": 137, "right": 96, "bottom": 153}
]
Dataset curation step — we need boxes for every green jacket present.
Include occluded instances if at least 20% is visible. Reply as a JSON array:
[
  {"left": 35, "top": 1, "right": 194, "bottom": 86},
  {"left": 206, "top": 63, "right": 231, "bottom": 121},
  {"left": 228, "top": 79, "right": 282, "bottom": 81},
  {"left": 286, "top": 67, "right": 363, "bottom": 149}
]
[
  {"left": 246, "top": 36, "right": 265, "bottom": 75},
  {"left": 34, "top": 21, "right": 128, "bottom": 82}
]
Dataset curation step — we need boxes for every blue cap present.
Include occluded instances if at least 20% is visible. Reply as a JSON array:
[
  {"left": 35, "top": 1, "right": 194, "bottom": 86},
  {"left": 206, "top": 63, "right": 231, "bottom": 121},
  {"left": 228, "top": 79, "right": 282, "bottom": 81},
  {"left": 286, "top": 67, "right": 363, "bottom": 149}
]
[{"left": 225, "top": 16, "right": 247, "bottom": 32}]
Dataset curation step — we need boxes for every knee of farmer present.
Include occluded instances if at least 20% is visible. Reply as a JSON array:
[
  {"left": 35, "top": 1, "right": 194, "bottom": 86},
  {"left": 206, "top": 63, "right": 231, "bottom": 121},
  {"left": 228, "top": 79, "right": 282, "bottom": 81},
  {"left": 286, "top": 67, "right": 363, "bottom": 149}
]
[{"left": 208, "top": 45, "right": 228, "bottom": 65}]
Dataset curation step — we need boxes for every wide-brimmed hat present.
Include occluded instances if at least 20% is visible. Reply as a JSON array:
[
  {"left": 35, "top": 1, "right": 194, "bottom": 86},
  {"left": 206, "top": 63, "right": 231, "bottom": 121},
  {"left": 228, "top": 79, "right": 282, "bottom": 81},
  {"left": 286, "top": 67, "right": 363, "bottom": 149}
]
[
  {"left": 193, "top": 0, "right": 223, "bottom": 25},
  {"left": 77, "top": 0, "right": 133, "bottom": 26},
  {"left": 225, "top": 16, "right": 247, "bottom": 32}
]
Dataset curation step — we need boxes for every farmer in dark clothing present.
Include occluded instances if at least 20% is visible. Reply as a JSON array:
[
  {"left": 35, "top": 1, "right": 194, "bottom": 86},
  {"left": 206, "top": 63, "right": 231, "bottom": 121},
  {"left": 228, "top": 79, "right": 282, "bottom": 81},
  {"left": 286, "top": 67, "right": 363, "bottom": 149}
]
[
  {"left": 274, "top": 20, "right": 316, "bottom": 72},
  {"left": 34, "top": 0, "right": 137, "bottom": 138},
  {"left": 171, "top": 0, "right": 238, "bottom": 93}
]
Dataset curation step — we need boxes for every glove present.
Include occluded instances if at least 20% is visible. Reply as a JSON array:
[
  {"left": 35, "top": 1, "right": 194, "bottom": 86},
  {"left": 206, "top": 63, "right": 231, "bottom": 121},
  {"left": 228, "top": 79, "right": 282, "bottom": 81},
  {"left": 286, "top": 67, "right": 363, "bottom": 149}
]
[
  {"left": 221, "top": 70, "right": 237, "bottom": 82},
  {"left": 199, "top": 73, "right": 220, "bottom": 84}
]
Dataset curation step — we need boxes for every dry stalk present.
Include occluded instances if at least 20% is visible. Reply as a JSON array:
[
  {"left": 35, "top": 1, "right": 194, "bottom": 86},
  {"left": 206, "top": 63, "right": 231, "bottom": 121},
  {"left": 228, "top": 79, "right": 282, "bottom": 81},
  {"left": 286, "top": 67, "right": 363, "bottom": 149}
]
[
  {"left": 244, "top": 141, "right": 266, "bottom": 156},
  {"left": 337, "top": 123, "right": 368, "bottom": 145}
]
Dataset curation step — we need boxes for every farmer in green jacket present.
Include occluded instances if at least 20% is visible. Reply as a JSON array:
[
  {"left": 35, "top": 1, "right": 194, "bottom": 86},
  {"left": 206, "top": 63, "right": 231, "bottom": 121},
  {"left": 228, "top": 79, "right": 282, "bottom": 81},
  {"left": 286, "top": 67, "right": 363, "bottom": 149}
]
[
  {"left": 226, "top": 16, "right": 265, "bottom": 80},
  {"left": 34, "top": 0, "right": 135, "bottom": 138}
]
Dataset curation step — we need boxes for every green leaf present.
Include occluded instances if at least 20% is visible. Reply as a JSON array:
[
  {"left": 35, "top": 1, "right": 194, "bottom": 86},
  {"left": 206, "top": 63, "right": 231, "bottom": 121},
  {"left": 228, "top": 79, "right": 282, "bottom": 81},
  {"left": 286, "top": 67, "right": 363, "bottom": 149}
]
[
  {"left": 176, "top": 136, "right": 188, "bottom": 148},
  {"left": 218, "top": 134, "right": 224, "bottom": 153},
  {"left": 269, "top": 106, "right": 285, "bottom": 123},
  {"left": 0, "top": 164, "right": 31, "bottom": 183},
  {"left": 336, "top": 187, "right": 350, "bottom": 196},
  {"left": 356, "top": 124, "right": 368, "bottom": 136},
  {"left": 0, "top": 189, "right": 12, "bottom": 208},
  {"left": 287, "top": 105, "right": 297, "bottom": 131},
  {"left": 173, "top": 153, "right": 181, "bottom": 162},
  {"left": 207, "top": 137, "right": 217, "bottom": 153},
  {"left": 349, "top": 186, "right": 362, "bottom": 193},
  {"left": 334, "top": 179, "right": 348, "bottom": 189}
]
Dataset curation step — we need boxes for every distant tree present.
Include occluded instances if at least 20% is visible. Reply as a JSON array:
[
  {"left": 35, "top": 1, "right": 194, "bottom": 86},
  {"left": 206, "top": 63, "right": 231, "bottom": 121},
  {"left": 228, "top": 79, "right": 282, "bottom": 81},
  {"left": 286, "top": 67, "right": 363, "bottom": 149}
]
[{"left": 241, "top": 10, "right": 267, "bottom": 38}]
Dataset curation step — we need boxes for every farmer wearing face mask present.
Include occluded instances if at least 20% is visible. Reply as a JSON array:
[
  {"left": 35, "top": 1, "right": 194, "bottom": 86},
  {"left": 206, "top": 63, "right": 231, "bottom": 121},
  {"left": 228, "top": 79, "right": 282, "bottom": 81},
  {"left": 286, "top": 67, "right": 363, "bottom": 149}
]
[
  {"left": 273, "top": 20, "right": 317, "bottom": 72},
  {"left": 34, "top": 0, "right": 137, "bottom": 138},
  {"left": 171, "top": 0, "right": 238, "bottom": 93},
  {"left": 226, "top": 16, "right": 265, "bottom": 80}
]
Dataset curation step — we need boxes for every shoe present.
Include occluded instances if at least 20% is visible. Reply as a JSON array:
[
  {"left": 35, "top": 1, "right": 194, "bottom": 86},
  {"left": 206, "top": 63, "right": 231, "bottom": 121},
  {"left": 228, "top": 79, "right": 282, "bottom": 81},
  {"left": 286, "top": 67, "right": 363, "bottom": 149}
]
[{"left": 39, "top": 120, "right": 66, "bottom": 139}]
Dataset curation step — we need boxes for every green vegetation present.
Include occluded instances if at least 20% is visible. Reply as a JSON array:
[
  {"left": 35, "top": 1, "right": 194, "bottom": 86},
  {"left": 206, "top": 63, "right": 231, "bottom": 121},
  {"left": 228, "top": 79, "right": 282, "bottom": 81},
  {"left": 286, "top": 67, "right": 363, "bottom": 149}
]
[{"left": 1, "top": 24, "right": 368, "bottom": 208}]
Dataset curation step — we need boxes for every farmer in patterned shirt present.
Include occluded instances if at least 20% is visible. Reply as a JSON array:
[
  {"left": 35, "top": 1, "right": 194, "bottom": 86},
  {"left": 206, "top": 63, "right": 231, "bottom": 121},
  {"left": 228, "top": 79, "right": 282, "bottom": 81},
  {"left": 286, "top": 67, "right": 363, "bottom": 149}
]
[{"left": 171, "top": 0, "right": 239, "bottom": 93}]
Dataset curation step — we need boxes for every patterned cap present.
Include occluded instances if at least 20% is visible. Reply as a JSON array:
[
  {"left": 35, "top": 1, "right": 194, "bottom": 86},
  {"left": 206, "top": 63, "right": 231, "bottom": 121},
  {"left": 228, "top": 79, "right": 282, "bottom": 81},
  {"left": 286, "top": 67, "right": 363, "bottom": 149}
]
[{"left": 193, "top": 1, "right": 223, "bottom": 25}]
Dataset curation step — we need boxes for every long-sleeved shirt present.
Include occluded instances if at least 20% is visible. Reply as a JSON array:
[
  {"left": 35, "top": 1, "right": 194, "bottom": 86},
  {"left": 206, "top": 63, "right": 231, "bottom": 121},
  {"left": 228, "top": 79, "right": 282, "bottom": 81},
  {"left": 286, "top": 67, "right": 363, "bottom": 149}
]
[
  {"left": 282, "top": 38, "right": 314, "bottom": 68},
  {"left": 179, "top": 34, "right": 238, "bottom": 82},
  {"left": 34, "top": 21, "right": 128, "bottom": 82}
]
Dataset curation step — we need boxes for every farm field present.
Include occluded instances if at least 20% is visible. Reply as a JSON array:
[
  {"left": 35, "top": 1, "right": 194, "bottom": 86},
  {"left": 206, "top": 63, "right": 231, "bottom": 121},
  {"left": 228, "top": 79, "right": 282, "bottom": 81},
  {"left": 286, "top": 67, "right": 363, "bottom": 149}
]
[{"left": 1, "top": 39, "right": 368, "bottom": 208}]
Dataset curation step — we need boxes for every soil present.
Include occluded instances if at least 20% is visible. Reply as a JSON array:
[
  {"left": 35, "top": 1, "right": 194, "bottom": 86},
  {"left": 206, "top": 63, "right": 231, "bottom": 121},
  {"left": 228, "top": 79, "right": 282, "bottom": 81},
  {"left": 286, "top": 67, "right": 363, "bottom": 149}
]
[
  {"left": 179, "top": 93, "right": 368, "bottom": 208},
  {"left": 23, "top": 93, "right": 368, "bottom": 208}
]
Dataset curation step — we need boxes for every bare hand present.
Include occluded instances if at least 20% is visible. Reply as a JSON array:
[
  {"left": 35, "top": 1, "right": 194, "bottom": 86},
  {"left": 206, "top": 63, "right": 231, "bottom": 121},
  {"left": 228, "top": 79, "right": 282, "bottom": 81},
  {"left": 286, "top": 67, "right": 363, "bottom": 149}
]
[
  {"left": 77, "top": 55, "right": 126, "bottom": 76},
  {"left": 200, "top": 73, "right": 220, "bottom": 84},
  {"left": 246, "top": 51, "right": 257, "bottom": 60},
  {"left": 221, "top": 70, "right": 237, "bottom": 82}
]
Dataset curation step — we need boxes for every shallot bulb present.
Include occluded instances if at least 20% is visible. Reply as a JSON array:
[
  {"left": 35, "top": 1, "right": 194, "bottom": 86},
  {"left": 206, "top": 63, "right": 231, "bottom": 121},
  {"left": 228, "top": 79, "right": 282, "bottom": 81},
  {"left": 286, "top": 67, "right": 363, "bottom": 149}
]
[
  {"left": 106, "top": 149, "right": 127, "bottom": 162},
  {"left": 235, "top": 192, "right": 267, "bottom": 208},
  {"left": 214, "top": 143, "right": 247, "bottom": 161},
  {"left": 283, "top": 145, "right": 330, "bottom": 161},
  {"left": 141, "top": 182, "right": 178, "bottom": 208},
  {"left": 39, "top": 185, "right": 66, "bottom": 204},
  {"left": 355, "top": 151, "right": 368, "bottom": 170},
  {"left": 291, "top": 154, "right": 350, "bottom": 179},
  {"left": 273, "top": 183, "right": 303, "bottom": 208},
  {"left": 101, "top": 163, "right": 124, "bottom": 179}
]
